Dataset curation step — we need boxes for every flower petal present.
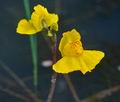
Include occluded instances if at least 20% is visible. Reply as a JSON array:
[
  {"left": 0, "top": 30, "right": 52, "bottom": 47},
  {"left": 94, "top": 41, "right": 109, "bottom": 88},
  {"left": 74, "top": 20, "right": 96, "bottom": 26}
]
[
  {"left": 53, "top": 57, "right": 80, "bottom": 74},
  {"left": 16, "top": 19, "right": 37, "bottom": 34},
  {"left": 81, "top": 50, "right": 105, "bottom": 71},
  {"left": 31, "top": 4, "right": 48, "bottom": 31},
  {"left": 45, "top": 14, "right": 59, "bottom": 27},
  {"left": 53, "top": 56, "right": 90, "bottom": 74},
  {"left": 33, "top": 4, "right": 48, "bottom": 15},
  {"left": 59, "top": 29, "right": 81, "bottom": 56},
  {"left": 32, "top": 4, "right": 58, "bottom": 31},
  {"left": 31, "top": 12, "right": 43, "bottom": 32},
  {"left": 53, "top": 50, "right": 104, "bottom": 74}
]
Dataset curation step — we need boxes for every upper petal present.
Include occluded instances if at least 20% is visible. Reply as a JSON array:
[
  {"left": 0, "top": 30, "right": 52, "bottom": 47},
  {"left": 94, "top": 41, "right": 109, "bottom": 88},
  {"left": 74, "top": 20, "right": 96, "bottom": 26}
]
[
  {"left": 33, "top": 4, "right": 48, "bottom": 15},
  {"left": 61, "top": 40, "right": 83, "bottom": 56},
  {"left": 62, "top": 29, "right": 81, "bottom": 42},
  {"left": 45, "top": 13, "right": 59, "bottom": 27},
  {"left": 59, "top": 29, "right": 82, "bottom": 56},
  {"left": 31, "top": 4, "right": 48, "bottom": 31},
  {"left": 31, "top": 12, "right": 43, "bottom": 32},
  {"left": 16, "top": 19, "right": 37, "bottom": 34},
  {"left": 32, "top": 4, "right": 58, "bottom": 31}
]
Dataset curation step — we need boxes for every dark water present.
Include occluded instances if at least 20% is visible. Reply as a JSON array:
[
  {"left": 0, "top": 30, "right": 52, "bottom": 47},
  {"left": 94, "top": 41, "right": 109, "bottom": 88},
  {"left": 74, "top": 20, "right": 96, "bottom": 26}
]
[{"left": 0, "top": 0, "right": 120, "bottom": 102}]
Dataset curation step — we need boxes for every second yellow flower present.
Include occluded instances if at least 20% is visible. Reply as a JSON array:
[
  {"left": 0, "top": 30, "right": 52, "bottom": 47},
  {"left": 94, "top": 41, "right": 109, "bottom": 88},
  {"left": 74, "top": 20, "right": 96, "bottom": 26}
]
[{"left": 17, "top": 4, "right": 59, "bottom": 34}]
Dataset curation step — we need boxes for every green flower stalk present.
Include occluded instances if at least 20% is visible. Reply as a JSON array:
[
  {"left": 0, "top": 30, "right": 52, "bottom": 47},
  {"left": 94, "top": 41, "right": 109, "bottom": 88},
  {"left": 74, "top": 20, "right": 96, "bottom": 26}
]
[{"left": 23, "top": 0, "right": 38, "bottom": 89}]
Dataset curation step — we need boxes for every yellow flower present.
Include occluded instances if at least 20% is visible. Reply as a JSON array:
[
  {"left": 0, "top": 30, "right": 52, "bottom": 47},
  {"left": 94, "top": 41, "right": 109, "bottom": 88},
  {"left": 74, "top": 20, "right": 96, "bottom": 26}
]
[
  {"left": 17, "top": 4, "right": 59, "bottom": 35},
  {"left": 53, "top": 29, "right": 105, "bottom": 74}
]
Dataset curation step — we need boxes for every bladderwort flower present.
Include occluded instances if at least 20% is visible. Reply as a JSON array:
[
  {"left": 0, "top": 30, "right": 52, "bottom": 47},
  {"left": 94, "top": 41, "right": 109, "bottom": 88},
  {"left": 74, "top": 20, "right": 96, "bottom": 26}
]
[
  {"left": 16, "top": 4, "right": 59, "bottom": 34},
  {"left": 53, "top": 29, "right": 105, "bottom": 74}
]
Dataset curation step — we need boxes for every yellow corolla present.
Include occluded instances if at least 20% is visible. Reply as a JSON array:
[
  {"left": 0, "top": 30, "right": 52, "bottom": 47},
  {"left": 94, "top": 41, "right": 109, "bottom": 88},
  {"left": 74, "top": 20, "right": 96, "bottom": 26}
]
[
  {"left": 17, "top": 4, "right": 59, "bottom": 34},
  {"left": 53, "top": 29, "right": 105, "bottom": 74}
]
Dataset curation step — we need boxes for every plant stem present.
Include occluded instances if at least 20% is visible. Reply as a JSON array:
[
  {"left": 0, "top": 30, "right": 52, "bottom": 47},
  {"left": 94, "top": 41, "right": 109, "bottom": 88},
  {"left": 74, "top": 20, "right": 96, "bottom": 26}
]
[
  {"left": 0, "top": 61, "right": 40, "bottom": 102},
  {"left": 23, "top": 0, "right": 31, "bottom": 19},
  {"left": 30, "top": 35, "right": 38, "bottom": 89},
  {"left": 81, "top": 85, "right": 120, "bottom": 102},
  {"left": 54, "top": 1, "right": 80, "bottom": 102},
  {"left": 43, "top": 32, "right": 80, "bottom": 102},
  {"left": 46, "top": 33, "right": 58, "bottom": 102},
  {"left": 47, "top": 73, "right": 57, "bottom": 102},
  {"left": 0, "top": 85, "right": 30, "bottom": 102},
  {"left": 64, "top": 75, "right": 81, "bottom": 102},
  {"left": 23, "top": 0, "right": 38, "bottom": 89}
]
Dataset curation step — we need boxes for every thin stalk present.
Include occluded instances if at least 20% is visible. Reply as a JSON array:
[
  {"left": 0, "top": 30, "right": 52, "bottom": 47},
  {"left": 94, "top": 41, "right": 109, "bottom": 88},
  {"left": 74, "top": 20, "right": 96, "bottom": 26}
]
[
  {"left": 54, "top": 1, "right": 80, "bottom": 102},
  {"left": 81, "top": 85, "right": 120, "bottom": 102},
  {"left": 43, "top": 31, "right": 80, "bottom": 102},
  {"left": 30, "top": 35, "right": 38, "bottom": 89},
  {"left": 46, "top": 33, "right": 58, "bottom": 102},
  {"left": 23, "top": 0, "right": 31, "bottom": 19},
  {"left": 47, "top": 73, "right": 57, "bottom": 102},
  {"left": 0, "top": 61, "right": 40, "bottom": 102},
  {"left": 23, "top": 0, "right": 38, "bottom": 89},
  {"left": 0, "top": 85, "right": 30, "bottom": 102},
  {"left": 64, "top": 75, "right": 81, "bottom": 102}
]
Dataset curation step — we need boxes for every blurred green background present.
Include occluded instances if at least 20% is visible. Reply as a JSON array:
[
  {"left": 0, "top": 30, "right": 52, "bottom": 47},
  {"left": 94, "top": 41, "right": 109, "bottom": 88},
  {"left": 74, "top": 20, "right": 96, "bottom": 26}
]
[{"left": 0, "top": 0, "right": 120, "bottom": 102}]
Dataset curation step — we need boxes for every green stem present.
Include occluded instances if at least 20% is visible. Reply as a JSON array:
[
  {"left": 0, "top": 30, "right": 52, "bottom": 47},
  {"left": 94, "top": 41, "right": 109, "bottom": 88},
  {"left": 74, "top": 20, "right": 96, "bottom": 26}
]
[
  {"left": 23, "top": 0, "right": 31, "bottom": 19},
  {"left": 23, "top": 0, "right": 38, "bottom": 89},
  {"left": 30, "top": 35, "right": 38, "bottom": 88}
]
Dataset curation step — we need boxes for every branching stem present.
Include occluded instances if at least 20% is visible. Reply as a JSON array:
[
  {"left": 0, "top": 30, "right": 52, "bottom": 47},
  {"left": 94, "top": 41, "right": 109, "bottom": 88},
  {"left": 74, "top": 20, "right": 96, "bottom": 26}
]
[{"left": 46, "top": 33, "right": 58, "bottom": 102}]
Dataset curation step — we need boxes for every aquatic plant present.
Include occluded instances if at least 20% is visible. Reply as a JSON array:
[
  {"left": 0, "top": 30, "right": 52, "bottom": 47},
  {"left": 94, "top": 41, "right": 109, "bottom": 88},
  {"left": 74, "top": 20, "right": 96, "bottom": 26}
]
[{"left": 15, "top": 0, "right": 105, "bottom": 101}]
